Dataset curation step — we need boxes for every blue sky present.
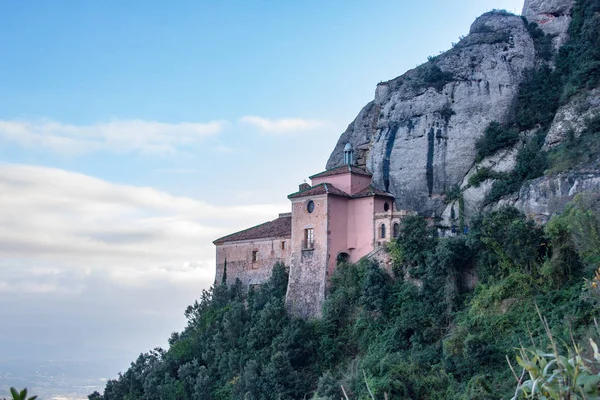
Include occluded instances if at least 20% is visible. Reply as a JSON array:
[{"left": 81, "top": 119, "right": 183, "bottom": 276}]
[{"left": 0, "top": 1, "right": 524, "bottom": 398}]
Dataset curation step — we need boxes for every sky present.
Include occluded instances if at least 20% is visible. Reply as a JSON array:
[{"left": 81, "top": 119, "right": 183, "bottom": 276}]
[{"left": 0, "top": 0, "right": 524, "bottom": 398}]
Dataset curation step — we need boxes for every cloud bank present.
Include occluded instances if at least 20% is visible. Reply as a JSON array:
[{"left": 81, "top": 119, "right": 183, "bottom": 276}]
[
  {"left": 239, "top": 116, "right": 328, "bottom": 134},
  {"left": 0, "top": 116, "right": 332, "bottom": 155},
  {"left": 0, "top": 163, "right": 287, "bottom": 291},
  {"left": 0, "top": 119, "right": 226, "bottom": 155}
]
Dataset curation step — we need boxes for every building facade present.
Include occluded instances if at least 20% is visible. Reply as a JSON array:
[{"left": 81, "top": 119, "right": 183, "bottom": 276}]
[
  {"left": 213, "top": 213, "right": 292, "bottom": 288},
  {"left": 213, "top": 145, "right": 410, "bottom": 318}
]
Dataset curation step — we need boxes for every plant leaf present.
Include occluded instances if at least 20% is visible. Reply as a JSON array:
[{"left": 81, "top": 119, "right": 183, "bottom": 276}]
[
  {"left": 577, "top": 374, "right": 600, "bottom": 393},
  {"left": 591, "top": 338, "right": 600, "bottom": 361}
]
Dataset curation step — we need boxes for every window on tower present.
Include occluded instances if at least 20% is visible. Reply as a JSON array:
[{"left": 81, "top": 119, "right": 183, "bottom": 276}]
[
  {"left": 393, "top": 223, "right": 400, "bottom": 239},
  {"left": 303, "top": 228, "right": 314, "bottom": 249}
]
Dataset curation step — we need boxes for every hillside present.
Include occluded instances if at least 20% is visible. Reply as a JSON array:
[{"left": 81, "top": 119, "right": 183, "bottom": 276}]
[
  {"left": 90, "top": 0, "right": 600, "bottom": 399},
  {"left": 92, "top": 197, "right": 600, "bottom": 399}
]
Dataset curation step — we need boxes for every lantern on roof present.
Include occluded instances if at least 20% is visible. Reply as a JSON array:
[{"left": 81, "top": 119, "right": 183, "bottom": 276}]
[{"left": 344, "top": 143, "right": 354, "bottom": 165}]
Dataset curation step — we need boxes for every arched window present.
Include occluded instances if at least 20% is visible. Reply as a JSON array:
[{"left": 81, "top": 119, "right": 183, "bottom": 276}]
[
  {"left": 393, "top": 223, "right": 400, "bottom": 238},
  {"left": 380, "top": 224, "right": 386, "bottom": 239},
  {"left": 337, "top": 252, "right": 350, "bottom": 265},
  {"left": 384, "top": 202, "right": 390, "bottom": 212}
]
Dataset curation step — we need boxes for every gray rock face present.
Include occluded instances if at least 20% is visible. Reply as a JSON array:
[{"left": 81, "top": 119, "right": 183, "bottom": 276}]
[
  {"left": 545, "top": 87, "right": 600, "bottom": 148},
  {"left": 327, "top": 12, "right": 535, "bottom": 217},
  {"left": 499, "top": 172, "right": 600, "bottom": 223},
  {"left": 440, "top": 146, "right": 519, "bottom": 227},
  {"left": 522, "top": 0, "right": 574, "bottom": 48}
]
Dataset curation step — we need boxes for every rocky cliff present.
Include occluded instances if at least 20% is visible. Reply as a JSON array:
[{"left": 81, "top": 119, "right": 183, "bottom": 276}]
[
  {"left": 328, "top": 11, "right": 536, "bottom": 218},
  {"left": 326, "top": 0, "right": 600, "bottom": 225},
  {"left": 522, "top": 0, "right": 574, "bottom": 48}
]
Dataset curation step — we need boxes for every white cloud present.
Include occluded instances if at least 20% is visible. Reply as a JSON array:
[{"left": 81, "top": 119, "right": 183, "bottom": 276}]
[
  {"left": 0, "top": 119, "right": 227, "bottom": 155},
  {"left": 0, "top": 163, "right": 287, "bottom": 289},
  {"left": 239, "top": 115, "right": 328, "bottom": 134},
  {"left": 213, "top": 144, "right": 246, "bottom": 154}
]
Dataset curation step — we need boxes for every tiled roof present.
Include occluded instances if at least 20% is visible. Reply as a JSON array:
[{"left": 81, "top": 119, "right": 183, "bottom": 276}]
[
  {"left": 213, "top": 214, "right": 291, "bottom": 245},
  {"left": 309, "top": 165, "right": 372, "bottom": 179},
  {"left": 288, "top": 183, "right": 351, "bottom": 199},
  {"left": 352, "top": 185, "right": 394, "bottom": 199}
]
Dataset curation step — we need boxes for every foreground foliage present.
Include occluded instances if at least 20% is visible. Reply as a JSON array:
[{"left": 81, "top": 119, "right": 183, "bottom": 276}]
[
  {"left": 92, "top": 198, "right": 600, "bottom": 399},
  {"left": 510, "top": 306, "right": 600, "bottom": 400},
  {"left": 1, "top": 388, "right": 37, "bottom": 400}
]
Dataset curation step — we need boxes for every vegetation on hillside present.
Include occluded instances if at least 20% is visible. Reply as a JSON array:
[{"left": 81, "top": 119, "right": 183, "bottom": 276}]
[{"left": 90, "top": 196, "right": 600, "bottom": 399}]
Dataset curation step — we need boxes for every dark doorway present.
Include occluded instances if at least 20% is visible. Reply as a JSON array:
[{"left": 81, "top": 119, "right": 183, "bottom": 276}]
[{"left": 337, "top": 252, "right": 350, "bottom": 265}]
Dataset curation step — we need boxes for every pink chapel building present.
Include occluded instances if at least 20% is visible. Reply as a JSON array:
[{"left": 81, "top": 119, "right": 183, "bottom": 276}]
[{"left": 213, "top": 144, "right": 411, "bottom": 318}]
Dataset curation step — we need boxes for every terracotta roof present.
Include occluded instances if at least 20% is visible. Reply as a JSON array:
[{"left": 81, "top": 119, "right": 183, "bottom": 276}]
[
  {"left": 288, "top": 183, "right": 350, "bottom": 199},
  {"left": 352, "top": 185, "right": 395, "bottom": 199},
  {"left": 309, "top": 165, "right": 372, "bottom": 179},
  {"left": 213, "top": 214, "right": 291, "bottom": 245}
]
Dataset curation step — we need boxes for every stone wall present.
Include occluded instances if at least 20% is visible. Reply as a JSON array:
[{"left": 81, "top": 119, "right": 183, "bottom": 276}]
[{"left": 215, "top": 237, "right": 291, "bottom": 287}]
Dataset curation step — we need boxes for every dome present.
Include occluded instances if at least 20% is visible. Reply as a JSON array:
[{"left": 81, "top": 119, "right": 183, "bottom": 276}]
[{"left": 344, "top": 143, "right": 353, "bottom": 151}]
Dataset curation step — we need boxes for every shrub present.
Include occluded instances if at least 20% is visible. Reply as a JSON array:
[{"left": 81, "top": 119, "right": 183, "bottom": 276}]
[
  {"left": 396, "top": 214, "right": 436, "bottom": 274},
  {"left": 468, "top": 167, "right": 506, "bottom": 187},
  {"left": 445, "top": 184, "right": 461, "bottom": 202},
  {"left": 516, "top": 66, "right": 561, "bottom": 130},
  {"left": 556, "top": 1, "right": 600, "bottom": 102},
  {"left": 509, "top": 307, "right": 600, "bottom": 400},
  {"left": 484, "top": 130, "right": 547, "bottom": 204},
  {"left": 418, "top": 63, "right": 454, "bottom": 92},
  {"left": 475, "top": 121, "right": 519, "bottom": 162},
  {"left": 548, "top": 114, "right": 600, "bottom": 172},
  {"left": 522, "top": 18, "right": 554, "bottom": 61},
  {"left": 439, "top": 103, "right": 455, "bottom": 124}
]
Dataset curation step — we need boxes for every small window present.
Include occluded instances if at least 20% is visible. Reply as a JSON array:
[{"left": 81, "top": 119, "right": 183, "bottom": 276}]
[
  {"left": 393, "top": 223, "right": 400, "bottom": 239},
  {"left": 252, "top": 250, "right": 258, "bottom": 263},
  {"left": 281, "top": 241, "right": 285, "bottom": 250},
  {"left": 380, "top": 224, "right": 386, "bottom": 239},
  {"left": 304, "top": 228, "right": 314, "bottom": 249},
  {"left": 307, "top": 200, "right": 315, "bottom": 213},
  {"left": 384, "top": 202, "right": 390, "bottom": 212}
]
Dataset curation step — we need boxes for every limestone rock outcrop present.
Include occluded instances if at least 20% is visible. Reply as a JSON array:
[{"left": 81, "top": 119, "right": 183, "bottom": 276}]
[
  {"left": 545, "top": 87, "right": 600, "bottom": 148},
  {"left": 325, "top": 0, "right": 600, "bottom": 226},
  {"left": 440, "top": 146, "right": 519, "bottom": 226},
  {"left": 327, "top": 11, "right": 535, "bottom": 217},
  {"left": 499, "top": 172, "right": 600, "bottom": 223},
  {"left": 522, "top": 0, "right": 574, "bottom": 48}
]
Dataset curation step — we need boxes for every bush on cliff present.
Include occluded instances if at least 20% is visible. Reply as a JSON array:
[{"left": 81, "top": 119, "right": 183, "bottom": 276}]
[{"left": 475, "top": 121, "right": 519, "bottom": 162}]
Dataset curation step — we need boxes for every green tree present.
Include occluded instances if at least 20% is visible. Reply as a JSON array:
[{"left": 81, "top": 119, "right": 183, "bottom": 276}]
[{"left": 396, "top": 214, "right": 436, "bottom": 274}]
